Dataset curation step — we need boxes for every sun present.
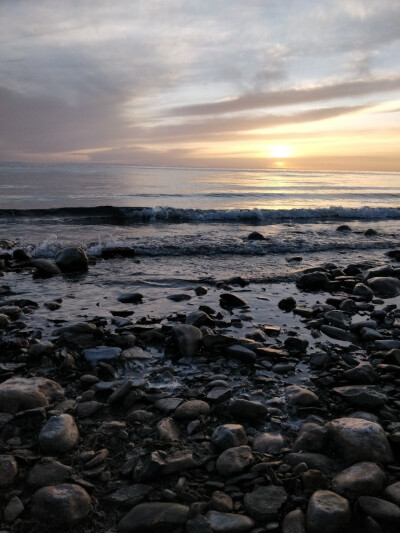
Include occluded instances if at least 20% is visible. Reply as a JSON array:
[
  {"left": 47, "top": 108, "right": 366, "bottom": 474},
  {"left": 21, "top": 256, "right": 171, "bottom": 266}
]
[{"left": 266, "top": 144, "right": 293, "bottom": 159}]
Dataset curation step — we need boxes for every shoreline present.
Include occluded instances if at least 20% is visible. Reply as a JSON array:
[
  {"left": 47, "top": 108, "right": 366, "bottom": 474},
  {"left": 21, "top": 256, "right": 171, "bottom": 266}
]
[{"left": 1, "top": 245, "right": 400, "bottom": 531}]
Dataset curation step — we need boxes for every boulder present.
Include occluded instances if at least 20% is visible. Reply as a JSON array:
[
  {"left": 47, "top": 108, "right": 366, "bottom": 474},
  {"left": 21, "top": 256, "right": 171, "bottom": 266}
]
[
  {"left": 326, "top": 418, "right": 393, "bottom": 464},
  {"left": 0, "top": 377, "right": 63, "bottom": 414},
  {"left": 306, "top": 490, "right": 351, "bottom": 533},
  {"left": 331, "top": 462, "right": 386, "bottom": 499},
  {"left": 31, "top": 484, "right": 91, "bottom": 526},
  {"left": 55, "top": 247, "right": 88, "bottom": 272}
]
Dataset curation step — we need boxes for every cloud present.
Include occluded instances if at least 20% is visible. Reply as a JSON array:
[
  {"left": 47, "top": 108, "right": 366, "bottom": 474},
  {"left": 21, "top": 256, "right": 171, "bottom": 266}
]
[{"left": 170, "top": 76, "right": 400, "bottom": 117}]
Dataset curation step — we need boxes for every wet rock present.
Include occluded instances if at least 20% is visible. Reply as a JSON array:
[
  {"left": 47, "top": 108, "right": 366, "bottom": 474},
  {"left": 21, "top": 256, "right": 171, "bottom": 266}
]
[
  {"left": 296, "top": 272, "right": 329, "bottom": 291},
  {"left": 55, "top": 247, "right": 89, "bottom": 272},
  {"left": 101, "top": 246, "right": 136, "bottom": 259},
  {"left": 324, "top": 310, "right": 350, "bottom": 329},
  {"left": 0, "top": 454, "right": 18, "bottom": 486},
  {"left": 117, "top": 292, "right": 143, "bottom": 303},
  {"left": 216, "top": 446, "right": 253, "bottom": 476},
  {"left": 229, "top": 399, "right": 267, "bottom": 421},
  {"left": 244, "top": 485, "right": 287, "bottom": 521},
  {"left": 331, "top": 462, "right": 386, "bottom": 499},
  {"left": 365, "top": 228, "right": 378, "bottom": 236},
  {"left": 206, "top": 510, "right": 255, "bottom": 532},
  {"left": 282, "top": 509, "right": 306, "bottom": 533},
  {"left": 76, "top": 400, "right": 103, "bottom": 419},
  {"left": 168, "top": 293, "right": 191, "bottom": 302},
  {"left": 39, "top": 414, "right": 80, "bottom": 455},
  {"left": 306, "top": 490, "right": 351, "bottom": 533},
  {"left": 343, "top": 362, "right": 377, "bottom": 384},
  {"left": 172, "top": 324, "right": 202, "bottom": 357},
  {"left": 212, "top": 424, "right": 247, "bottom": 450},
  {"left": 248, "top": 231, "right": 265, "bottom": 240},
  {"left": 83, "top": 345, "right": 122, "bottom": 365},
  {"left": 186, "top": 310, "right": 214, "bottom": 327},
  {"left": 326, "top": 418, "right": 393, "bottom": 464},
  {"left": 30, "top": 258, "right": 61, "bottom": 277},
  {"left": 0, "top": 313, "right": 10, "bottom": 328},
  {"left": 252, "top": 432, "right": 285, "bottom": 454},
  {"left": 4, "top": 496, "right": 24, "bottom": 523},
  {"left": 174, "top": 400, "right": 210, "bottom": 420},
  {"left": 320, "top": 325, "right": 358, "bottom": 343},
  {"left": 285, "top": 385, "right": 319, "bottom": 407},
  {"left": 105, "top": 484, "right": 153, "bottom": 507},
  {"left": 187, "top": 515, "right": 213, "bottom": 533},
  {"left": 29, "top": 341, "right": 54, "bottom": 358},
  {"left": 368, "top": 277, "right": 400, "bottom": 298},
  {"left": 333, "top": 386, "right": 387, "bottom": 409},
  {"left": 284, "top": 336, "right": 309, "bottom": 353},
  {"left": 0, "top": 376, "right": 64, "bottom": 414},
  {"left": 358, "top": 496, "right": 400, "bottom": 524},
  {"left": 278, "top": 297, "right": 297, "bottom": 311},
  {"left": 353, "top": 283, "right": 374, "bottom": 300},
  {"left": 225, "top": 344, "right": 257, "bottom": 363},
  {"left": 195, "top": 285, "right": 208, "bottom": 296},
  {"left": 220, "top": 293, "right": 248, "bottom": 308},
  {"left": 117, "top": 502, "right": 189, "bottom": 532},
  {"left": 28, "top": 458, "right": 71, "bottom": 488},
  {"left": 383, "top": 481, "right": 400, "bottom": 506},
  {"left": 0, "top": 239, "right": 14, "bottom": 249},
  {"left": 337, "top": 225, "right": 352, "bottom": 232},
  {"left": 210, "top": 491, "right": 233, "bottom": 513},
  {"left": 122, "top": 346, "right": 152, "bottom": 360},
  {"left": 31, "top": 483, "right": 91, "bottom": 526},
  {"left": 287, "top": 453, "right": 337, "bottom": 476},
  {"left": 292, "top": 423, "right": 327, "bottom": 452}
]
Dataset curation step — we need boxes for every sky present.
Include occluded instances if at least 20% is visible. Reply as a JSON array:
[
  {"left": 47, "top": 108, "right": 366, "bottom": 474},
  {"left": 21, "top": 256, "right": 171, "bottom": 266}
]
[{"left": 1, "top": 0, "right": 399, "bottom": 171}]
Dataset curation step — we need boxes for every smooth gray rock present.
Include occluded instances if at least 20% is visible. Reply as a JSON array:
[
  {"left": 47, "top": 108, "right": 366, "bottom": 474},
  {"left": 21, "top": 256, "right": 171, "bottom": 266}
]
[
  {"left": 4, "top": 496, "right": 24, "bottom": 523},
  {"left": 282, "top": 509, "right": 306, "bottom": 533},
  {"left": 216, "top": 446, "right": 253, "bottom": 477},
  {"left": 39, "top": 414, "right": 80, "bottom": 455},
  {"left": 83, "top": 345, "right": 122, "bottom": 365},
  {"left": 252, "top": 432, "right": 285, "bottom": 454},
  {"left": 320, "top": 325, "right": 359, "bottom": 343},
  {"left": 332, "top": 462, "right": 386, "bottom": 499},
  {"left": 368, "top": 277, "right": 400, "bottom": 298},
  {"left": 383, "top": 481, "right": 400, "bottom": 506},
  {"left": 55, "top": 247, "right": 89, "bottom": 272},
  {"left": 326, "top": 418, "right": 393, "bottom": 464},
  {"left": 286, "top": 385, "right": 319, "bottom": 407},
  {"left": 118, "top": 292, "right": 143, "bottom": 303},
  {"left": 225, "top": 344, "right": 257, "bottom": 363},
  {"left": 31, "top": 484, "right": 91, "bottom": 526},
  {"left": 353, "top": 283, "right": 374, "bottom": 300},
  {"left": 27, "top": 458, "right": 71, "bottom": 488},
  {"left": 172, "top": 324, "right": 202, "bottom": 357},
  {"left": 174, "top": 400, "right": 210, "bottom": 420},
  {"left": 244, "top": 485, "right": 287, "bottom": 521},
  {"left": 0, "top": 377, "right": 64, "bottom": 414},
  {"left": 206, "top": 510, "right": 255, "bottom": 532},
  {"left": 343, "top": 362, "right": 377, "bottom": 384},
  {"left": 358, "top": 496, "right": 400, "bottom": 523},
  {"left": 333, "top": 386, "right": 387, "bottom": 408},
  {"left": 117, "top": 502, "right": 189, "bottom": 532},
  {"left": 212, "top": 424, "right": 247, "bottom": 450},
  {"left": 306, "top": 490, "right": 351, "bottom": 533}
]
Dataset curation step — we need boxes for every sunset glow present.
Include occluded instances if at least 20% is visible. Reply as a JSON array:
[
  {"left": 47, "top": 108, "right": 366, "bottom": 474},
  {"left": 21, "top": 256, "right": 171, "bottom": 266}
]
[{"left": 1, "top": 1, "right": 399, "bottom": 171}]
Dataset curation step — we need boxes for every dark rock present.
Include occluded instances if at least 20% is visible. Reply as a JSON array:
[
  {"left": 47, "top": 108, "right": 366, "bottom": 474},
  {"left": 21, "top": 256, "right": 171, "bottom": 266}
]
[
  {"left": 333, "top": 386, "right": 387, "bottom": 409},
  {"left": 225, "top": 344, "right": 257, "bottom": 363},
  {"left": 211, "top": 424, "right": 247, "bottom": 450},
  {"left": 174, "top": 400, "right": 210, "bottom": 420},
  {"left": 172, "top": 324, "right": 202, "bottom": 358},
  {"left": 101, "top": 247, "right": 135, "bottom": 259},
  {"left": 326, "top": 418, "right": 393, "bottom": 464},
  {"left": 195, "top": 286, "right": 208, "bottom": 296},
  {"left": 0, "top": 377, "right": 63, "bottom": 414},
  {"left": 252, "top": 432, "right": 285, "bottom": 454},
  {"left": 55, "top": 247, "right": 89, "bottom": 272},
  {"left": 118, "top": 292, "right": 143, "bottom": 304},
  {"left": 206, "top": 510, "right": 255, "bottom": 532},
  {"left": 219, "top": 293, "right": 248, "bottom": 308},
  {"left": 278, "top": 297, "right": 297, "bottom": 311},
  {"left": 39, "top": 414, "right": 80, "bottom": 454},
  {"left": 216, "top": 446, "right": 253, "bottom": 476},
  {"left": 28, "top": 458, "right": 71, "bottom": 488},
  {"left": 117, "top": 502, "right": 189, "bottom": 533},
  {"left": 365, "top": 229, "right": 378, "bottom": 236},
  {"left": 31, "top": 484, "right": 91, "bottom": 526},
  {"left": 244, "top": 485, "right": 287, "bottom": 521},
  {"left": 306, "top": 490, "right": 351, "bottom": 533},
  {"left": 336, "top": 225, "right": 352, "bottom": 232},
  {"left": 320, "top": 325, "right": 358, "bottom": 343},
  {"left": 248, "top": 231, "right": 265, "bottom": 241},
  {"left": 0, "top": 454, "right": 18, "bottom": 486},
  {"left": 13, "top": 248, "right": 32, "bottom": 261},
  {"left": 282, "top": 509, "right": 306, "bottom": 533},
  {"left": 296, "top": 272, "right": 329, "bottom": 291},
  {"left": 168, "top": 293, "right": 192, "bottom": 302},
  {"left": 383, "top": 482, "right": 400, "bottom": 506},
  {"left": 368, "top": 277, "right": 400, "bottom": 298},
  {"left": 358, "top": 496, "right": 400, "bottom": 524},
  {"left": 229, "top": 399, "right": 267, "bottom": 421},
  {"left": 331, "top": 462, "right": 386, "bottom": 499},
  {"left": 343, "top": 362, "right": 377, "bottom": 384},
  {"left": 83, "top": 346, "right": 122, "bottom": 365},
  {"left": 284, "top": 336, "right": 309, "bottom": 353},
  {"left": 292, "top": 423, "right": 327, "bottom": 452},
  {"left": 105, "top": 484, "right": 153, "bottom": 507},
  {"left": 286, "top": 385, "right": 319, "bottom": 407},
  {"left": 30, "top": 259, "right": 61, "bottom": 277}
]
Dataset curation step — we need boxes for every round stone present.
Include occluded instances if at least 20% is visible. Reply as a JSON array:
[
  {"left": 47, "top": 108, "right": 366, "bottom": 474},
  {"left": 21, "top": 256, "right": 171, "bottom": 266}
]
[
  {"left": 244, "top": 485, "right": 287, "bottom": 521},
  {"left": 31, "top": 484, "right": 91, "bottom": 526},
  {"left": 174, "top": 400, "right": 210, "bottom": 420},
  {"left": 216, "top": 446, "right": 253, "bottom": 477},
  {"left": 331, "top": 462, "right": 386, "bottom": 499},
  {"left": 306, "top": 490, "right": 351, "bottom": 533},
  {"left": 39, "top": 414, "right": 80, "bottom": 455},
  {"left": 212, "top": 424, "right": 247, "bottom": 450}
]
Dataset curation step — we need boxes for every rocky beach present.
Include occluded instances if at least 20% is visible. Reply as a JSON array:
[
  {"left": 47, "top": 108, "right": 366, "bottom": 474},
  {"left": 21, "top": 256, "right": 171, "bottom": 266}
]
[{"left": 2, "top": 240, "right": 400, "bottom": 533}]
